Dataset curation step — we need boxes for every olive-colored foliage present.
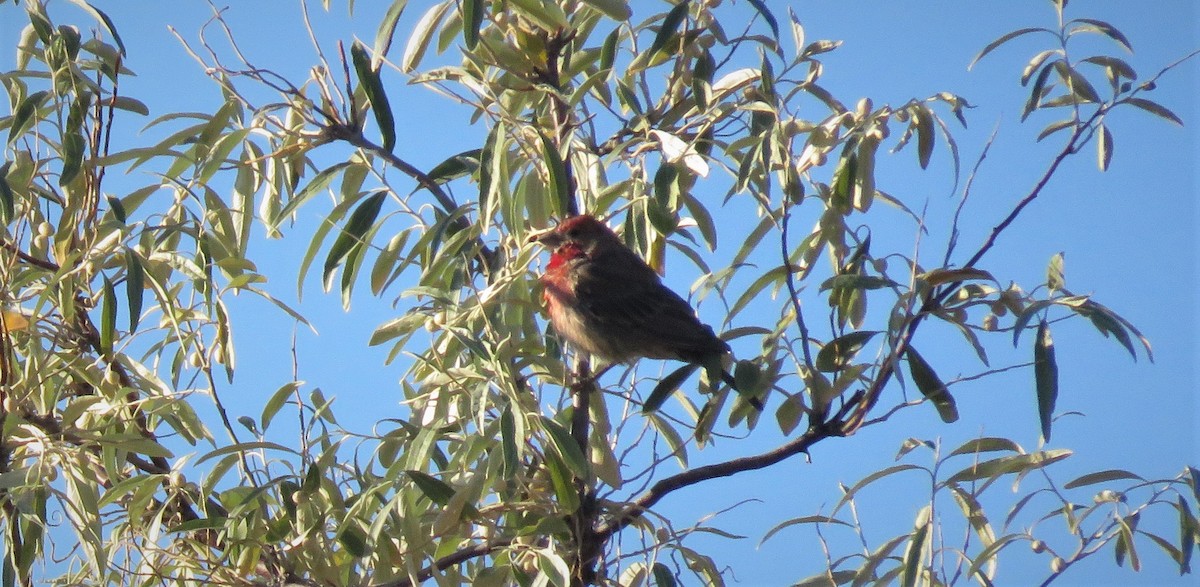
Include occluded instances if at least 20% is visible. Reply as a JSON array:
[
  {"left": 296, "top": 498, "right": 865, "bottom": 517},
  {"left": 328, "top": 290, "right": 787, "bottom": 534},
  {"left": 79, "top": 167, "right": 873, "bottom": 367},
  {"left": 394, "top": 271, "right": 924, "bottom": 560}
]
[{"left": 0, "top": 0, "right": 1194, "bottom": 586}]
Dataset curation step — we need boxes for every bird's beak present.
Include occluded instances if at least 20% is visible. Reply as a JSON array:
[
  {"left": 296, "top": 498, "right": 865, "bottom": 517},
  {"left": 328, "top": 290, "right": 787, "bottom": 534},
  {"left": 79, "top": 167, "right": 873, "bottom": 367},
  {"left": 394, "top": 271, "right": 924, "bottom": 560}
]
[{"left": 527, "top": 226, "right": 562, "bottom": 248}]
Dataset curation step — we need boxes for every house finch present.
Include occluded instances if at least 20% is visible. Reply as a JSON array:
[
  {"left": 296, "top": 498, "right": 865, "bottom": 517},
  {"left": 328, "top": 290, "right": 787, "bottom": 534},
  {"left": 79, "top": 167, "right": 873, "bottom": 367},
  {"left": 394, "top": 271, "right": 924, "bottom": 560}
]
[{"left": 530, "top": 215, "right": 758, "bottom": 409}]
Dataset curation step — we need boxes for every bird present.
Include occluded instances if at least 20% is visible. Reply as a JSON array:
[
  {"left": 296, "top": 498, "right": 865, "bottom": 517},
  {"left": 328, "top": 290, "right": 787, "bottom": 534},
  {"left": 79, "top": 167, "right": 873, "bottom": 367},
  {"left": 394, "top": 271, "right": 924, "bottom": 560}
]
[{"left": 529, "top": 214, "right": 760, "bottom": 410}]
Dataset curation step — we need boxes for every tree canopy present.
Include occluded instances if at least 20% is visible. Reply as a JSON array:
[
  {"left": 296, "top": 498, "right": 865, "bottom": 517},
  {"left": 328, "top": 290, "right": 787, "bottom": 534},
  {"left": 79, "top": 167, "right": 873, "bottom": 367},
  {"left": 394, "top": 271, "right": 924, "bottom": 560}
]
[{"left": 0, "top": 0, "right": 1196, "bottom": 585}]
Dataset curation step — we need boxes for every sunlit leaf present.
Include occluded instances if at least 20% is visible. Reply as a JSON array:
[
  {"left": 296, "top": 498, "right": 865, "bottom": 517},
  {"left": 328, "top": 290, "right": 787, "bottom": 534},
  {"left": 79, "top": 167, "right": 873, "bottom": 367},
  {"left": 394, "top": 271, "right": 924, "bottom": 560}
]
[
  {"left": 969, "top": 27, "right": 1048, "bottom": 70},
  {"left": 1125, "top": 97, "right": 1183, "bottom": 126},
  {"left": 901, "top": 506, "right": 931, "bottom": 587}
]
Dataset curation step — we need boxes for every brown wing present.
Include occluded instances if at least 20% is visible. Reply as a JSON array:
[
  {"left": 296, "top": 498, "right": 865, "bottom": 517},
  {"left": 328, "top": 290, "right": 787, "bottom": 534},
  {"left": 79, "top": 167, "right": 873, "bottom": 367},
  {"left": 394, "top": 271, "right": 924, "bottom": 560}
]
[{"left": 574, "top": 247, "right": 728, "bottom": 362}]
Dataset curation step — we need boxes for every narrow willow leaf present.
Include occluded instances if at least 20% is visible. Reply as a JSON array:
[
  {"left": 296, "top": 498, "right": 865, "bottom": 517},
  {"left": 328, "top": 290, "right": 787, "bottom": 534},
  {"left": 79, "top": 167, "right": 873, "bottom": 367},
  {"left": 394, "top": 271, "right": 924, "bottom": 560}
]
[
  {"left": 351, "top": 42, "right": 396, "bottom": 153},
  {"left": 1034, "top": 320, "right": 1058, "bottom": 442},
  {"left": 1053, "top": 60, "right": 1100, "bottom": 103},
  {"left": 945, "top": 449, "right": 1071, "bottom": 484},
  {"left": 921, "top": 267, "right": 995, "bottom": 286},
  {"left": 323, "top": 191, "right": 386, "bottom": 289},
  {"left": 0, "top": 162, "right": 14, "bottom": 222},
  {"left": 1046, "top": 252, "right": 1065, "bottom": 292},
  {"left": 819, "top": 274, "right": 896, "bottom": 292},
  {"left": 1023, "top": 63, "right": 1056, "bottom": 121},
  {"left": 65, "top": 0, "right": 125, "bottom": 54},
  {"left": 901, "top": 506, "right": 931, "bottom": 587},
  {"left": 649, "top": 1, "right": 689, "bottom": 57},
  {"left": 541, "top": 416, "right": 588, "bottom": 478},
  {"left": 60, "top": 132, "right": 86, "bottom": 185},
  {"left": 906, "top": 347, "right": 959, "bottom": 423},
  {"left": 644, "top": 364, "right": 699, "bottom": 413},
  {"left": 9, "top": 91, "right": 47, "bottom": 145},
  {"left": 832, "top": 464, "right": 923, "bottom": 515},
  {"left": 537, "top": 130, "right": 570, "bottom": 217},
  {"left": 1071, "top": 18, "right": 1133, "bottom": 52},
  {"left": 544, "top": 449, "right": 580, "bottom": 512},
  {"left": 969, "top": 27, "right": 1047, "bottom": 70},
  {"left": 581, "top": 0, "right": 631, "bottom": 20},
  {"left": 746, "top": 0, "right": 779, "bottom": 39},
  {"left": 404, "top": 470, "right": 454, "bottom": 505},
  {"left": 124, "top": 250, "right": 144, "bottom": 331},
  {"left": 372, "top": 0, "right": 409, "bottom": 67},
  {"left": 461, "top": 0, "right": 483, "bottom": 50},
  {"left": 1022, "top": 49, "right": 1059, "bottom": 85},
  {"left": 1063, "top": 469, "right": 1143, "bottom": 489},
  {"left": 915, "top": 106, "right": 935, "bottom": 169},
  {"left": 99, "top": 276, "right": 117, "bottom": 356},
  {"left": 261, "top": 381, "right": 302, "bottom": 431},
  {"left": 815, "top": 331, "right": 878, "bottom": 372},
  {"left": 501, "top": 406, "right": 518, "bottom": 478},
  {"left": 949, "top": 437, "right": 1023, "bottom": 457},
  {"left": 402, "top": 2, "right": 450, "bottom": 72},
  {"left": 337, "top": 526, "right": 369, "bottom": 558},
  {"left": 1125, "top": 97, "right": 1183, "bottom": 126}
]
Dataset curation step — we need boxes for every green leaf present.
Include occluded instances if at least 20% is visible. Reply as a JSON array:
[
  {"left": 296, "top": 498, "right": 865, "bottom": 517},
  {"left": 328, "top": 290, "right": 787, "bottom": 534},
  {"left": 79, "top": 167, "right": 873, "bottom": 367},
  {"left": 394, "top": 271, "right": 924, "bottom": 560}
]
[
  {"left": 537, "top": 130, "right": 571, "bottom": 217},
  {"left": 905, "top": 347, "right": 958, "bottom": 423},
  {"left": 901, "top": 506, "right": 931, "bottom": 587},
  {"left": 1053, "top": 60, "right": 1100, "bottom": 103},
  {"left": 969, "top": 27, "right": 1047, "bottom": 70},
  {"left": 1023, "top": 63, "right": 1056, "bottom": 121},
  {"left": 819, "top": 274, "right": 896, "bottom": 292},
  {"left": 644, "top": 363, "right": 699, "bottom": 413},
  {"left": 461, "top": 0, "right": 483, "bottom": 50},
  {"left": 1034, "top": 320, "right": 1058, "bottom": 442},
  {"left": 337, "top": 525, "right": 369, "bottom": 558},
  {"left": 815, "top": 331, "right": 878, "bottom": 372},
  {"left": 1070, "top": 18, "right": 1133, "bottom": 52},
  {"left": 404, "top": 470, "right": 454, "bottom": 505},
  {"left": 125, "top": 250, "right": 144, "bottom": 331},
  {"left": 1046, "top": 252, "right": 1065, "bottom": 292},
  {"left": 949, "top": 437, "right": 1022, "bottom": 457},
  {"left": 1099, "top": 122, "right": 1113, "bottom": 170},
  {"left": 351, "top": 42, "right": 396, "bottom": 153},
  {"left": 323, "top": 191, "right": 387, "bottom": 289},
  {"left": 540, "top": 416, "right": 588, "bottom": 478},
  {"left": 945, "top": 449, "right": 1072, "bottom": 484},
  {"left": 402, "top": 2, "right": 451, "bottom": 72},
  {"left": 65, "top": 0, "right": 125, "bottom": 55},
  {"left": 746, "top": 0, "right": 779, "bottom": 39},
  {"left": 1125, "top": 97, "right": 1183, "bottom": 126},
  {"left": 100, "top": 275, "right": 116, "bottom": 356},
  {"left": 581, "top": 0, "right": 631, "bottom": 20},
  {"left": 832, "top": 464, "right": 924, "bottom": 515},
  {"left": 59, "top": 132, "right": 86, "bottom": 186},
  {"left": 261, "top": 381, "right": 302, "bottom": 431},
  {"left": 9, "top": 91, "right": 47, "bottom": 146},
  {"left": 0, "top": 162, "right": 14, "bottom": 223},
  {"left": 544, "top": 449, "right": 580, "bottom": 512},
  {"left": 372, "top": 0, "right": 410, "bottom": 67},
  {"left": 1063, "top": 469, "right": 1143, "bottom": 489},
  {"left": 501, "top": 406, "right": 518, "bottom": 478},
  {"left": 649, "top": 1, "right": 689, "bottom": 57}
]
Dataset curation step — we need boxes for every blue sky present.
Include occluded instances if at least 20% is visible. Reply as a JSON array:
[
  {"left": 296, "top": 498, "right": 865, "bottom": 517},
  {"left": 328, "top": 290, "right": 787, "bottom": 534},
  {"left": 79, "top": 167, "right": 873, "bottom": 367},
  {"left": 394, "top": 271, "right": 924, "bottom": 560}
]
[{"left": 3, "top": 1, "right": 1197, "bottom": 585}]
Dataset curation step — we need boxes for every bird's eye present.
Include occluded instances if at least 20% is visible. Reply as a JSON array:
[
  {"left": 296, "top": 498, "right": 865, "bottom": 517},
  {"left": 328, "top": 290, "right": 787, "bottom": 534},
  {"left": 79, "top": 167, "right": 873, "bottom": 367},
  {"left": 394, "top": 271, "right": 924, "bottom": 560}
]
[{"left": 566, "top": 228, "right": 580, "bottom": 238}]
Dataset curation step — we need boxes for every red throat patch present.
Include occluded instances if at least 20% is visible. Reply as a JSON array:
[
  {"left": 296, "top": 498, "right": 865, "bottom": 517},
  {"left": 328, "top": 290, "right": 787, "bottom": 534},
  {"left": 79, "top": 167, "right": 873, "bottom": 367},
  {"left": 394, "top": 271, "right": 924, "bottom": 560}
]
[{"left": 547, "top": 242, "right": 585, "bottom": 270}]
